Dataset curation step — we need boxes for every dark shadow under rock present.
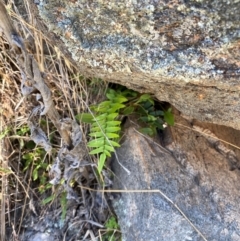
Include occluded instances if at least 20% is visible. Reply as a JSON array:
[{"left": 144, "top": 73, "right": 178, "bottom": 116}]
[{"left": 111, "top": 113, "right": 240, "bottom": 241}]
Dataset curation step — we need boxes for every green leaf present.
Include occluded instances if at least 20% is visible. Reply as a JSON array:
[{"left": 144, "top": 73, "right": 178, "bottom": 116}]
[
  {"left": 98, "top": 153, "right": 107, "bottom": 173},
  {"left": 139, "top": 127, "right": 155, "bottom": 136},
  {"left": 33, "top": 166, "right": 39, "bottom": 181},
  {"left": 97, "top": 101, "right": 112, "bottom": 111},
  {"left": 105, "top": 132, "right": 119, "bottom": 138},
  {"left": 98, "top": 100, "right": 112, "bottom": 107},
  {"left": 42, "top": 195, "right": 55, "bottom": 205},
  {"left": 139, "top": 116, "right": 149, "bottom": 122},
  {"left": 60, "top": 192, "right": 67, "bottom": 221},
  {"left": 136, "top": 94, "right": 153, "bottom": 104},
  {"left": 17, "top": 126, "right": 30, "bottom": 136},
  {"left": 95, "top": 113, "right": 108, "bottom": 121},
  {"left": 140, "top": 115, "right": 157, "bottom": 122},
  {"left": 108, "top": 103, "right": 125, "bottom": 113},
  {"left": 106, "top": 89, "right": 117, "bottom": 99},
  {"left": 106, "top": 92, "right": 115, "bottom": 99},
  {"left": 107, "top": 113, "right": 119, "bottom": 120},
  {"left": 107, "top": 140, "right": 120, "bottom": 147},
  {"left": 90, "top": 105, "right": 98, "bottom": 112},
  {"left": 91, "top": 120, "right": 106, "bottom": 128},
  {"left": 89, "top": 132, "right": 119, "bottom": 139},
  {"left": 106, "top": 89, "right": 128, "bottom": 103},
  {"left": 122, "top": 106, "right": 135, "bottom": 115},
  {"left": 104, "top": 145, "right": 115, "bottom": 152},
  {"left": 111, "top": 96, "right": 128, "bottom": 103},
  {"left": 103, "top": 149, "right": 112, "bottom": 157},
  {"left": 105, "top": 126, "right": 121, "bottom": 133},
  {"left": 91, "top": 120, "right": 107, "bottom": 131},
  {"left": 75, "top": 113, "right": 93, "bottom": 123},
  {"left": 150, "top": 110, "right": 164, "bottom": 117},
  {"left": 110, "top": 103, "right": 126, "bottom": 109},
  {"left": 89, "top": 132, "right": 104, "bottom": 138},
  {"left": 88, "top": 138, "right": 105, "bottom": 148},
  {"left": 164, "top": 109, "right": 174, "bottom": 126},
  {"left": 148, "top": 115, "right": 157, "bottom": 121},
  {"left": 141, "top": 100, "right": 153, "bottom": 110},
  {"left": 106, "top": 121, "right": 121, "bottom": 127},
  {"left": 90, "top": 126, "right": 102, "bottom": 132},
  {"left": 89, "top": 146, "right": 104, "bottom": 155},
  {"left": 121, "top": 89, "right": 137, "bottom": 97},
  {"left": 135, "top": 104, "right": 149, "bottom": 115}
]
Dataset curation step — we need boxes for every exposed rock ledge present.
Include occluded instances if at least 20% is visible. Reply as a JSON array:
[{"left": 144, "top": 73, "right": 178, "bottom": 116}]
[{"left": 35, "top": 0, "right": 240, "bottom": 129}]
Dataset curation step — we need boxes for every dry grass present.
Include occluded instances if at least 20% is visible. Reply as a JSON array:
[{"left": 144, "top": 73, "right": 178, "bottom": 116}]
[{"left": 0, "top": 1, "right": 111, "bottom": 240}]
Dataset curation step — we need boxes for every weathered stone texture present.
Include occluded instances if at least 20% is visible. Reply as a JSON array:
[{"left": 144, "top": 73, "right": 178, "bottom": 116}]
[
  {"left": 111, "top": 113, "right": 240, "bottom": 241},
  {"left": 36, "top": 0, "right": 240, "bottom": 129}
]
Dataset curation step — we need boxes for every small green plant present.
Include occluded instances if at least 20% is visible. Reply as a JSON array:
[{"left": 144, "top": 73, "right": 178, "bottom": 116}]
[
  {"left": 0, "top": 127, "right": 10, "bottom": 140},
  {"left": 16, "top": 125, "right": 30, "bottom": 136},
  {"left": 16, "top": 125, "right": 31, "bottom": 149},
  {"left": 15, "top": 124, "right": 52, "bottom": 193},
  {"left": 42, "top": 194, "right": 55, "bottom": 205},
  {"left": 77, "top": 89, "right": 128, "bottom": 173},
  {"left": 22, "top": 148, "right": 51, "bottom": 193},
  {"left": 119, "top": 90, "right": 174, "bottom": 136},
  {"left": 102, "top": 216, "right": 120, "bottom": 241},
  {"left": 60, "top": 191, "right": 67, "bottom": 224},
  {"left": 77, "top": 87, "right": 174, "bottom": 173}
]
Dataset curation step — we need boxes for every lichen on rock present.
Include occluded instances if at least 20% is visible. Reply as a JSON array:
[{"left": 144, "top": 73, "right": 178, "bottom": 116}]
[
  {"left": 38, "top": 0, "right": 239, "bottom": 79},
  {"left": 37, "top": 0, "right": 240, "bottom": 129}
]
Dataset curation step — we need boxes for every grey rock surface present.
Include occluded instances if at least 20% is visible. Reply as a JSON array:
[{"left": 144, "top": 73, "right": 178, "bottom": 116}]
[
  {"left": 111, "top": 113, "right": 240, "bottom": 241},
  {"left": 36, "top": 0, "right": 240, "bottom": 129}
]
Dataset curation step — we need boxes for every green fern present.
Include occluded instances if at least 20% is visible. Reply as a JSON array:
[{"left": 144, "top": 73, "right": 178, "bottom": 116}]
[
  {"left": 77, "top": 87, "right": 174, "bottom": 173},
  {"left": 86, "top": 89, "right": 127, "bottom": 173}
]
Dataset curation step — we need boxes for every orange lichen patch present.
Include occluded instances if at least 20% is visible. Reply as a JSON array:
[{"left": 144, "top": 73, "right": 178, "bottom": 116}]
[
  {"left": 56, "top": 7, "right": 66, "bottom": 13},
  {"left": 198, "top": 94, "right": 205, "bottom": 100},
  {"left": 65, "top": 31, "right": 72, "bottom": 39}
]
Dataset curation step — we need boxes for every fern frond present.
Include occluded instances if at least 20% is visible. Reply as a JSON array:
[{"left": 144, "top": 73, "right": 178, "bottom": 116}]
[
  {"left": 78, "top": 87, "right": 174, "bottom": 174},
  {"left": 87, "top": 89, "right": 127, "bottom": 173}
]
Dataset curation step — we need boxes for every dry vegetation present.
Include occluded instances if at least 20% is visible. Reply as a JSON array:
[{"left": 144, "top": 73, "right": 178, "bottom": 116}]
[{"left": 0, "top": 1, "right": 119, "bottom": 240}]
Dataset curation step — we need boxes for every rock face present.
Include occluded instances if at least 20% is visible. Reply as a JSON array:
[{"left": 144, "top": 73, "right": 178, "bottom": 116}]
[
  {"left": 36, "top": 0, "right": 240, "bottom": 129},
  {"left": 111, "top": 112, "right": 240, "bottom": 241}
]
